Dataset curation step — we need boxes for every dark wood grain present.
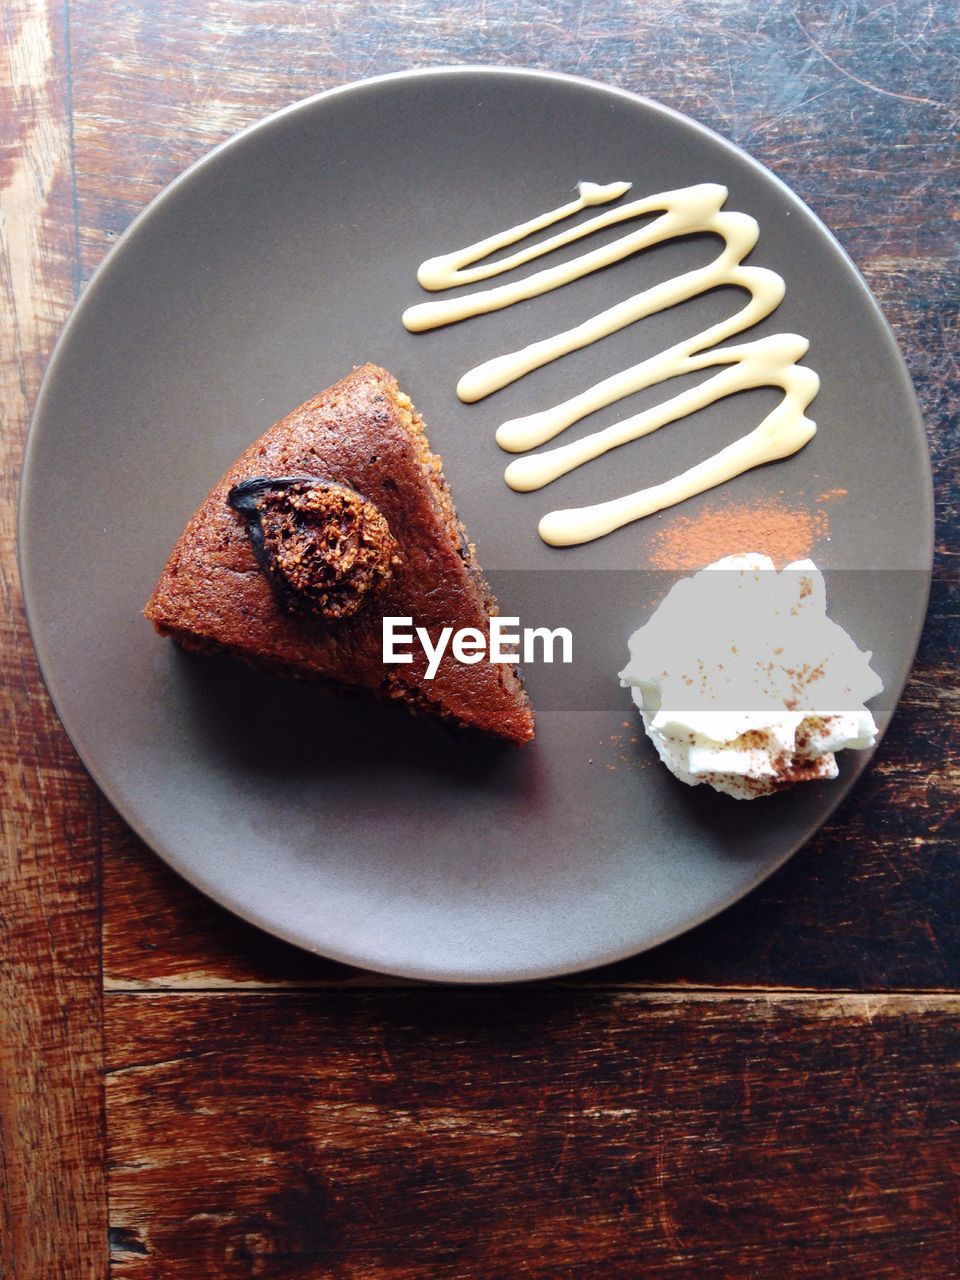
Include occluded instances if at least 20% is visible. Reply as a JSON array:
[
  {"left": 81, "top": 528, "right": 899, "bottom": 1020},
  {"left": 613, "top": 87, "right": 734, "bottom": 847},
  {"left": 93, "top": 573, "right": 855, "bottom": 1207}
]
[
  {"left": 3, "top": 0, "right": 957, "bottom": 1275},
  {"left": 104, "top": 990, "right": 960, "bottom": 1277},
  {"left": 0, "top": 2, "right": 108, "bottom": 1276}
]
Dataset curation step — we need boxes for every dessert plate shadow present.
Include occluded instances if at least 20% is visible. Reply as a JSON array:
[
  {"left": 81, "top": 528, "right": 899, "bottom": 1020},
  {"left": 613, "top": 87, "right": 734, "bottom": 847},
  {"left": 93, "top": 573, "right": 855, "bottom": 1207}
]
[{"left": 19, "top": 67, "right": 932, "bottom": 981}]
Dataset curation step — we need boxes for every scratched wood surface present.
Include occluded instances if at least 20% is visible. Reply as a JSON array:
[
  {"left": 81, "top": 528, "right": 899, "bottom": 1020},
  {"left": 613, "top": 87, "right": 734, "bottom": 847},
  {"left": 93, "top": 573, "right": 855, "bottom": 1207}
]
[
  {"left": 104, "top": 992, "right": 960, "bottom": 1278},
  {"left": 2, "top": 1, "right": 958, "bottom": 1277},
  {"left": 0, "top": 3, "right": 107, "bottom": 1279}
]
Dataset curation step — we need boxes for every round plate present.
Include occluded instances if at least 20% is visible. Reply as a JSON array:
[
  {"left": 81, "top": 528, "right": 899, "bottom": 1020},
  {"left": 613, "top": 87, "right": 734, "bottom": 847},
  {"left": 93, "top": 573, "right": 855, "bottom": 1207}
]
[{"left": 20, "top": 67, "right": 932, "bottom": 982}]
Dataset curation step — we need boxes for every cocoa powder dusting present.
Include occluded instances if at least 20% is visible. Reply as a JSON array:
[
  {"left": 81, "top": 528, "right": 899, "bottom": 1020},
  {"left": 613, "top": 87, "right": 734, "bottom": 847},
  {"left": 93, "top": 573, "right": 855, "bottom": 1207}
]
[{"left": 648, "top": 496, "right": 830, "bottom": 570}]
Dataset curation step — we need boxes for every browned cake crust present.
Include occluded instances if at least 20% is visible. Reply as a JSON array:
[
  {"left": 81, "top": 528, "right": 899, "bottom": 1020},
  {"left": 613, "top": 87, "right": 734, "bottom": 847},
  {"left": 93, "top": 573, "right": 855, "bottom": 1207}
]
[{"left": 145, "top": 364, "right": 534, "bottom": 743}]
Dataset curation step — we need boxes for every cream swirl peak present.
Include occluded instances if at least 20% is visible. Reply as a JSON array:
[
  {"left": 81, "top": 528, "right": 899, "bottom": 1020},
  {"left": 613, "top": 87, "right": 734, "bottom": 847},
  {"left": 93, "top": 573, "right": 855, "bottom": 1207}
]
[
  {"left": 619, "top": 555, "right": 883, "bottom": 799},
  {"left": 402, "top": 181, "right": 819, "bottom": 546}
]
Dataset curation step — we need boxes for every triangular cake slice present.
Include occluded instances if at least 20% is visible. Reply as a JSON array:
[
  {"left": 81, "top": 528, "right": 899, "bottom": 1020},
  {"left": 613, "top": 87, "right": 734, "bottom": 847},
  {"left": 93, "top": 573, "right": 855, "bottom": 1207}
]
[{"left": 145, "top": 364, "right": 534, "bottom": 743}]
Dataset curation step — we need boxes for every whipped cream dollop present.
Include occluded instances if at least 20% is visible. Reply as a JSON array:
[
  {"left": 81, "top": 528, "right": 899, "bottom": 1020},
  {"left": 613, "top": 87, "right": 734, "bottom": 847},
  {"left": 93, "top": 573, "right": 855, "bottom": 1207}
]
[{"left": 619, "top": 554, "right": 883, "bottom": 799}]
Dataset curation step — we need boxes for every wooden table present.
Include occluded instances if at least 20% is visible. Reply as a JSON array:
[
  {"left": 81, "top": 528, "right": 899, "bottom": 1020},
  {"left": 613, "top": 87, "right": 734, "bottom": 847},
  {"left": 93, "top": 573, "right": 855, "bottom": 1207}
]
[{"left": 2, "top": 2, "right": 957, "bottom": 1275}]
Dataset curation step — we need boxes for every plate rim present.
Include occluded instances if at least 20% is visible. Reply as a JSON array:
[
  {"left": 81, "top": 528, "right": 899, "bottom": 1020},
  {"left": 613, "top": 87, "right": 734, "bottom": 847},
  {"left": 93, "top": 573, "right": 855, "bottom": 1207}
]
[{"left": 18, "top": 64, "right": 934, "bottom": 983}]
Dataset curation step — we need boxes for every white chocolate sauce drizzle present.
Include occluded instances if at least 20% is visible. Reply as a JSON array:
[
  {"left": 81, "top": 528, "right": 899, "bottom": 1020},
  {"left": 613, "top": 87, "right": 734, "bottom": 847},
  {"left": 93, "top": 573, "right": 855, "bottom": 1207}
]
[{"left": 402, "top": 181, "right": 819, "bottom": 547}]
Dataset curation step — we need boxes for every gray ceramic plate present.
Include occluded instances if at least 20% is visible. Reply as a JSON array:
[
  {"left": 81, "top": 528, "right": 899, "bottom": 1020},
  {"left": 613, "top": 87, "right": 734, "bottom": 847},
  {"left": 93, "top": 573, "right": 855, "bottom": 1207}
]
[{"left": 20, "top": 67, "right": 932, "bottom": 982}]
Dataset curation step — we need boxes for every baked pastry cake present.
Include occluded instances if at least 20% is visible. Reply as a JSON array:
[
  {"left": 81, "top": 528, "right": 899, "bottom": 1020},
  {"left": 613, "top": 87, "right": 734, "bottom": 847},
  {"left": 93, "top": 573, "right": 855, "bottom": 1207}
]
[{"left": 145, "top": 364, "right": 534, "bottom": 743}]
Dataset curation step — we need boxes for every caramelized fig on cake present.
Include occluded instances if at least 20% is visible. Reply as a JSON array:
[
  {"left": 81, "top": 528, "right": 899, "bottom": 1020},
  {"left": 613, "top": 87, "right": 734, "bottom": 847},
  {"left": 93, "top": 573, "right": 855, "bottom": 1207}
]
[{"left": 227, "top": 476, "right": 400, "bottom": 620}]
